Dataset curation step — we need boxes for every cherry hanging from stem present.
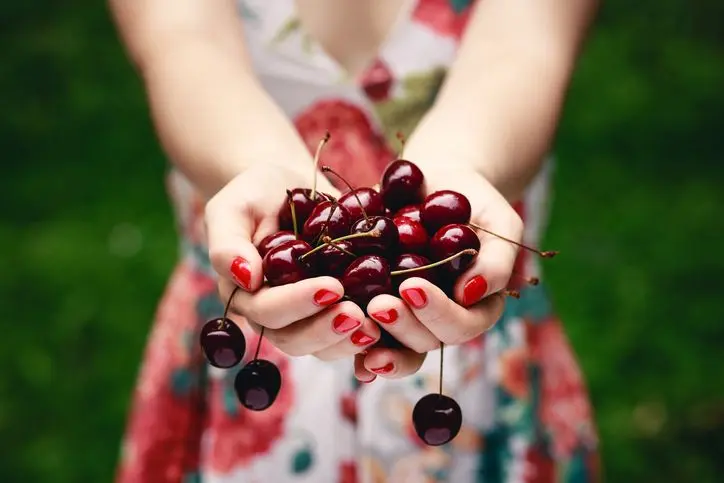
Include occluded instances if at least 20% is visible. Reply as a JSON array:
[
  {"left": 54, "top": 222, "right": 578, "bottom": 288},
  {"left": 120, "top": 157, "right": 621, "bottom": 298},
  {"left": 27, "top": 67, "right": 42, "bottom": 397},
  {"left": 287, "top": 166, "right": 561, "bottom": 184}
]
[{"left": 322, "top": 165, "right": 369, "bottom": 223}]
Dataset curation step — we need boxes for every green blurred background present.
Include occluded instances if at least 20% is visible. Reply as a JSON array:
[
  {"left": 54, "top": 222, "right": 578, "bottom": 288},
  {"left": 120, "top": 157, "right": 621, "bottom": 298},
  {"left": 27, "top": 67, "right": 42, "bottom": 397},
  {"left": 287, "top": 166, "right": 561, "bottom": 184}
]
[{"left": 2, "top": 1, "right": 723, "bottom": 482}]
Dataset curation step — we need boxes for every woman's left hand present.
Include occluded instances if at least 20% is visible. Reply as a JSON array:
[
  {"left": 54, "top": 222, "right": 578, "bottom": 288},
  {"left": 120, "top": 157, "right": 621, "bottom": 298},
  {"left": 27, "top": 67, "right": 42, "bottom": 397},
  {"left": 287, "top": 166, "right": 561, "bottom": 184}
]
[{"left": 355, "top": 168, "right": 523, "bottom": 382}]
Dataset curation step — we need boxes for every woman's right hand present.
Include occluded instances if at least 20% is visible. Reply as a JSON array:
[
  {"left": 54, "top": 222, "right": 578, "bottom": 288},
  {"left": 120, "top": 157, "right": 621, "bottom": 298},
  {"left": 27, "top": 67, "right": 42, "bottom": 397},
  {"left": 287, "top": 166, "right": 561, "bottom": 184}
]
[{"left": 205, "top": 163, "right": 382, "bottom": 360}]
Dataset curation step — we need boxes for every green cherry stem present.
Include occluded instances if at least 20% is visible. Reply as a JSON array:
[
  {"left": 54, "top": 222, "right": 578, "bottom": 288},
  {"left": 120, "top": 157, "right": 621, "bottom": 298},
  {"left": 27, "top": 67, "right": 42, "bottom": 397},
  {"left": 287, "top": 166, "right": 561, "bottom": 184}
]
[
  {"left": 286, "top": 189, "right": 299, "bottom": 238},
  {"left": 299, "top": 230, "right": 382, "bottom": 260},
  {"left": 468, "top": 222, "right": 558, "bottom": 258},
  {"left": 390, "top": 249, "right": 478, "bottom": 276},
  {"left": 321, "top": 165, "right": 369, "bottom": 223},
  {"left": 310, "top": 131, "right": 331, "bottom": 201}
]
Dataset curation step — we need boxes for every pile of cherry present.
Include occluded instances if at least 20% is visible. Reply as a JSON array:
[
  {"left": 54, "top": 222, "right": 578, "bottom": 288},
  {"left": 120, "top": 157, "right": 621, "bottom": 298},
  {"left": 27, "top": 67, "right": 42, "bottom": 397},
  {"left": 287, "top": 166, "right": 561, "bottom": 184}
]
[{"left": 200, "top": 133, "right": 556, "bottom": 446}]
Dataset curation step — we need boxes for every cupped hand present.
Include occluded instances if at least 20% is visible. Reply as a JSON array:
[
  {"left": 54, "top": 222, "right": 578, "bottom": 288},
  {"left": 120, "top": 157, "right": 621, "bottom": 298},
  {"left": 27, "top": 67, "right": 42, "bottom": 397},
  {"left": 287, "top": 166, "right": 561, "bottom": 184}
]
[
  {"left": 205, "top": 163, "right": 381, "bottom": 360},
  {"left": 354, "top": 168, "right": 522, "bottom": 382}
]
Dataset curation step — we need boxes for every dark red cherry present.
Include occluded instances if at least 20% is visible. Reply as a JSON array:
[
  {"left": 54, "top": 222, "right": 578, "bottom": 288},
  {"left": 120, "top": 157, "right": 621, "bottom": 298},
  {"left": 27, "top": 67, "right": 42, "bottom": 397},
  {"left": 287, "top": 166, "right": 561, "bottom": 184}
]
[
  {"left": 391, "top": 254, "right": 437, "bottom": 291},
  {"left": 412, "top": 393, "right": 462, "bottom": 446},
  {"left": 341, "top": 255, "right": 393, "bottom": 307},
  {"left": 339, "top": 188, "right": 385, "bottom": 222},
  {"left": 200, "top": 318, "right": 246, "bottom": 368},
  {"left": 393, "top": 216, "right": 428, "bottom": 255},
  {"left": 234, "top": 359, "right": 282, "bottom": 411},
  {"left": 380, "top": 160, "right": 425, "bottom": 212},
  {"left": 256, "top": 231, "right": 297, "bottom": 258},
  {"left": 428, "top": 224, "right": 480, "bottom": 276},
  {"left": 349, "top": 216, "right": 399, "bottom": 256},
  {"left": 302, "top": 201, "right": 352, "bottom": 243},
  {"left": 278, "top": 188, "right": 330, "bottom": 231},
  {"left": 420, "top": 190, "right": 472, "bottom": 235},
  {"left": 262, "top": 239, "right": 315, "bottom": 286},
  {"left": 315, "top": 240, "right": 356, "bottom": 278},
  {"left": 376, "top": 327, "right": 406, "bottom": 349},
  {"left": 394, "top": 205, "right": 421, "bottom": 223}
]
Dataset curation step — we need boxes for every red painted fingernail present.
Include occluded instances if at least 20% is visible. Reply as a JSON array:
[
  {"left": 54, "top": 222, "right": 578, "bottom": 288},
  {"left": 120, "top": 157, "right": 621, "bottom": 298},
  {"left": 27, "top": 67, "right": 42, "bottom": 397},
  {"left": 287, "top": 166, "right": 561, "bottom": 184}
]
[
  {"left": 370, "top": 308, "right": 398, "bottom": 324},
  {"left": 463, "top": 275, "right": 488, "bottom": 306},
  {"left": 370, "top": 362, "right": 395, "bottom": 375},
  {"left": 351, "top": 330, "right": 376, "bottom": 346},
  {"left": 333, "top": 314, "right": 362, "bottom": 334},
  {"left": 401, "top": 288, "right": 427, "bottom": 308},
  {"left": 230, "top": 257, "right": 251, "bottom": 290},
  {"left": 314, "top": 289, "right": 341, "bottom": 306}
]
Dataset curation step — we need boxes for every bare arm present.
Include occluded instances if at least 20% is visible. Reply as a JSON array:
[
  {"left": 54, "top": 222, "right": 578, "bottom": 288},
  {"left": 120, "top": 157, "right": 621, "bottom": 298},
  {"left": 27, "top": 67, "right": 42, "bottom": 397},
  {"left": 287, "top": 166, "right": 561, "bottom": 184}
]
[
  {"left": 109, "top": 0, "right": 313, "bottom": 198},
  {"left": 405, "top": 0, "right": 599, "bottom": 201}
]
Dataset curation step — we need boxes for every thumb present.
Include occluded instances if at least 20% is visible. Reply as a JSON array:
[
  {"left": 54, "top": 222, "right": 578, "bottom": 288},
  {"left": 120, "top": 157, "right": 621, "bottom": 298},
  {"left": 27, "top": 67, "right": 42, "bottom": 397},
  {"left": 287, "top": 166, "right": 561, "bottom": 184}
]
[{"left": 205, "top": 177, "right": 270, "bottom": 293}]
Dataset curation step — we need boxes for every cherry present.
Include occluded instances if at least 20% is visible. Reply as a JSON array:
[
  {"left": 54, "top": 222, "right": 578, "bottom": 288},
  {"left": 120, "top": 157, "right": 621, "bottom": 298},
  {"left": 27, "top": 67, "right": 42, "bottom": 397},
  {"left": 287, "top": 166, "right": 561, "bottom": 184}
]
[
  {"left": 349, "top": 216, "right": 399, "bottom": 256},
  {"left": 377, "top": 327, "right": 406, "bottom": 349},
  {"left": 315, "top": 240, "right": 356, "bottom": 278},
  {"left": 380, "top": 160, "right": 425, "bottom": 212},
  {"left": 341, "top": 255, "right": 393, "bottom": 307},
  {"left": 235, "top": 359, "right": 282, "bottom": 411},
  {"left": 339, "top": 187, "right": 385, "bottom": 221},
  {"left": 302, "top": 200, "right": 352, "bottom": 243},
  {"left": 256, "top": 231, "right": 297, "bottom": 258},
  {"left": 412, "top": 393, "right": 462, "bottom": 446},
  {"left": 199, "top": 317, "right": 246, "bottom": 368},
  {"left": 393, "top": 216, "right": 428, "bottom": 255},
  {"left": 420, "top": 190, "right": 472, "bottom": 235},
  {"left": 391, "top": 254, "right": 437, "bottom": 291},
  {"left": 262, "top": 239, "right": 315, "bottom": 286},
  {"left": 429, "top": 224, "right": 481, "bottom": 276},
  {"left": 278, "top": 189, "right": 329, "bottom": 231},
  {"left": 394, "top": 204, "right": 421, "bottom": 223}
]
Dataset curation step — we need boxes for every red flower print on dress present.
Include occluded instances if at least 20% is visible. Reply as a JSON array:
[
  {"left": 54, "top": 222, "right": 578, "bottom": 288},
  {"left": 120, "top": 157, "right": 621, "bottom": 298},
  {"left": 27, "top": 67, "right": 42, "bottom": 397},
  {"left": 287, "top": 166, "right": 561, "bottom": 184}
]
[
  {"left": 412, "top": 0, "right": 475, "bottom": 40},
  {"left": 341, "top": 392, "right": 358, "bottom": 424},
  {"left": 499, "top": 347, "right": 530, "bottom": 399},
  {"left": 294, "top": 100, "right": 395, "bottom": 189},
  {"left": 523, "top": 444, "right": 556, "bottom": 483},
  {"left": 339, "top": 461, "right": 359, "bottom": 483},
  {"left": 360, "top": 58, "right": 393, "bottom": 102},
  {"left": 116, "top": 264, "right": 215, "bottom": 483},
  {"left": 206, "top": 330, "right": 294, "bottom": 474},
  {"left": 527, "top": 319, "right": 597, "bottom": 459}
]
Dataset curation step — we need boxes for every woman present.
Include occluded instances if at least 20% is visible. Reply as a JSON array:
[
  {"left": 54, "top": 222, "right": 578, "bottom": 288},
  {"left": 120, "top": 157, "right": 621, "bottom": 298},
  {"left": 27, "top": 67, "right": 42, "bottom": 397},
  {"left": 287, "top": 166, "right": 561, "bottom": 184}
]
[{"left": 110, "top": 0, "right": 600, "bottom": 481}]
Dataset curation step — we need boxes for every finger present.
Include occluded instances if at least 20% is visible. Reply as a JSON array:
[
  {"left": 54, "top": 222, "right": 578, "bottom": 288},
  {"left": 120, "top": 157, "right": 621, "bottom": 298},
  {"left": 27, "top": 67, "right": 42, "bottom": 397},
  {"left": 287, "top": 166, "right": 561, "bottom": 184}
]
[
  {"left": 218, "top": 276, "right": 344, "bottom": 329},
  {"left": 367, "top": 294, "right": 439, "bottom": 354},
  {"left": 399, "top": 277, "right": 505, "bottom": 345},
  {"left": 456, "top": 201, "right": 524, "bottom": 306},
  {"left": 312, "top": 317, "right": 381, "bottom": 361},
  {"left": 245, "top": 300, "right": 366, "bottom": 357},
  {"left": 354, "top": 354, "right": 376, "bottom": 383},
  {"left": 361, "top": 346, "right": 427, "bottom": 379},
  {"left": 205, "top": 178, "right": 268, "bottom": 292}
]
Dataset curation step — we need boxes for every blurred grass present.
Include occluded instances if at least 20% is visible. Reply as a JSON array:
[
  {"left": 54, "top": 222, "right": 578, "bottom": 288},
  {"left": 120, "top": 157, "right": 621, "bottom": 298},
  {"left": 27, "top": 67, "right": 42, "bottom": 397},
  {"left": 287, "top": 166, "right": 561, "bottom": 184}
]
[{"left": 1, "top": 1, "right": 723, "bottom": 482}]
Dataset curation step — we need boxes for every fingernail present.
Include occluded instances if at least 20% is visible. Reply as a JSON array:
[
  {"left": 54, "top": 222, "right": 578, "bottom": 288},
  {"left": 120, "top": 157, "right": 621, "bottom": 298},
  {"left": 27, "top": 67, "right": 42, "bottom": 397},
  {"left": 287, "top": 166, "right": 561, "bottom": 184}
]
[
  {"left": 360, "top": 374, "right": 377, "bottom": 384},
  {"left": 370, "top": 308, "right": 398, "bottom": 324},
  {"left": 314, "top": 289, "right": 341, "bottom": 306},
  {"left": 333, "top": 314, "right": 362, "bottom": 334},
  {"left": 401, "top": 288, "right": 427, "bottom": 309},
  {"left": 230, "top": 257, "right": 251, "bottom": 290},
  {"left": 370, "top": 362, "right": 395, "bottom": 375},
  {"left": 463, "top": 275, "right": 488, "bottom": 306},
  {"left": 351, "top": 330, "right": 376, "bottom": 346}
]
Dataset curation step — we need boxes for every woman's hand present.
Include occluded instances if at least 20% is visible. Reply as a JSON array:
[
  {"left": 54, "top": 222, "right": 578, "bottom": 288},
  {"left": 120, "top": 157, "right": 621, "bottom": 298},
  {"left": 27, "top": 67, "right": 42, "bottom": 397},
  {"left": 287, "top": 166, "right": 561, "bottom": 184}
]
[
  {"left": 205, "top": 163, "right": 382, "bottom": 360},
  {"left": 354, "top": 168, "right": 523, "bottom": 382}
]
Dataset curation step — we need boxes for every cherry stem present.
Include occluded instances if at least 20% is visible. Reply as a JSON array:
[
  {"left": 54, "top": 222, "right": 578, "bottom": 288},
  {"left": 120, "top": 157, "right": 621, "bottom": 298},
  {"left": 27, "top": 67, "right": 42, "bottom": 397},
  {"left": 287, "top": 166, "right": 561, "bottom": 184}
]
[
  {"left": 286, "top": 189, "right": 299, "bottom": 238},
  {"left": 468, "top": 222, "right": 558, "bottom": 258},
  {"left": 253, "top": 327, "right": 265, "bottom": 361},
  {"left": 396, "top": 131, "right": 406, "bottom": 158},
  {"left": 321, "top": 165, "right": 369, "bottom": 222},
  {"left": 310, "top": 131, "right": 331, "bottom": 201},
  {"left": 320, "top": 239, "right": 357, "bottom": 257},
  {"left": 390, "top": 249, "right": 478, "bottom": 276},
  {"left": 504, "top": 289, "right": 521, "bottom": 299},
  {"left": 300, "top": 230, "right": 381, "bottom": 260},
  {"left": 312, "top": 197, "right": 338, "bottom": 247},
  {"left": 512, "top": 271, "right": 539, "bottom": 286},
  {"left": 222, "top": 286, "right": 240, "bottom": 322},
  {"left": 438, "top": 341, "right": 444, "bottom": 396}
]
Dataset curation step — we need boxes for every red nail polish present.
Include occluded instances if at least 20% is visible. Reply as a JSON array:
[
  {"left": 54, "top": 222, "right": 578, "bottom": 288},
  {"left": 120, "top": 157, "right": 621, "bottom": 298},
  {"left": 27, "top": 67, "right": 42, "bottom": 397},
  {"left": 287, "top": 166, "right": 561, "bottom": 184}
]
[
  {"left": 370, "top": 362, "right": 395, "bottom": 375},
  {"left": 370, "top": 308, "right": 398, "bottom": 324},
  {"left": 401, "top": 288, "right": 427, "bottom": 308},
  {"left": 314, "top": 289, "right": 341, "bottom": 306},
  {"left": 333, "top": 314, "right": 362, "bottom": 334},
  {"left": 463, "top": 275, "right": 488, "bottom": 306},
  {"left": 350, "top": 330, "right": 375, "bottom": 346},
  {"left": 230, "top": 257, "right": 251, "bottom": 290}
]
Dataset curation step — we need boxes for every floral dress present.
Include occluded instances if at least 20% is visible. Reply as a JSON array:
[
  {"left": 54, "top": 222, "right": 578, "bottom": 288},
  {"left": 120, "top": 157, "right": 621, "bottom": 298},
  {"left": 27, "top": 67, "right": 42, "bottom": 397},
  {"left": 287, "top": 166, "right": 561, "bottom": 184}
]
[{"left": 115, "top": 0, "right": 600, "bottom": 482}]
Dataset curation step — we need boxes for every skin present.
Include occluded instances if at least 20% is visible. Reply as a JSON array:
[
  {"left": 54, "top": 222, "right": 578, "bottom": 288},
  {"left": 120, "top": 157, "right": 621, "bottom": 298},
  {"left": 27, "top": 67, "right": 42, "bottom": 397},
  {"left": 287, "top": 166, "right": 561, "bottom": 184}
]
[{"left": 109, "top": 0, "right": 599, "bottom": 381}]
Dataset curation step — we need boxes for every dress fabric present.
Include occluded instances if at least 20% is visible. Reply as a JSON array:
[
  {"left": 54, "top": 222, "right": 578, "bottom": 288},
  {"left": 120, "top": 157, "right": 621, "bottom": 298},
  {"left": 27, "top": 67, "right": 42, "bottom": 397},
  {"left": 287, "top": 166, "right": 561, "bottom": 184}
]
[{"left": 115, "top": 0, "right": 600, "bottom": 482}]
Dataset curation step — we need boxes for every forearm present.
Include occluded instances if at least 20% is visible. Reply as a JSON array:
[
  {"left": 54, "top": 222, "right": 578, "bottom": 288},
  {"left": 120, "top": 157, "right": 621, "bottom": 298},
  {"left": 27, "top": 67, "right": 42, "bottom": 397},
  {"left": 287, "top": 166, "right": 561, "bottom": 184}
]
[
  {"left": 405, "top": 0, "right": 599, "bottom": 201},
  {"left": 140, "top": 41, "right": 311, "bottom": 198}
]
